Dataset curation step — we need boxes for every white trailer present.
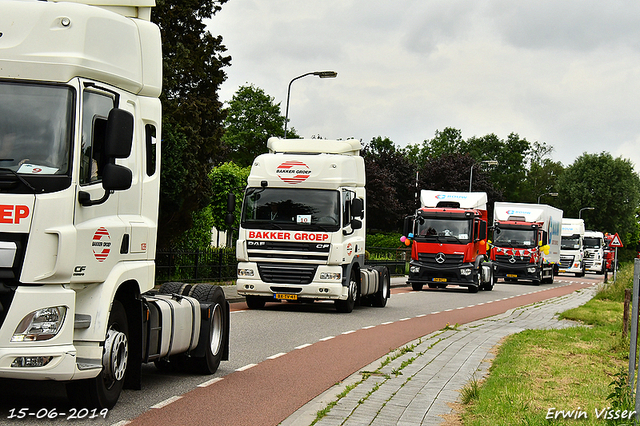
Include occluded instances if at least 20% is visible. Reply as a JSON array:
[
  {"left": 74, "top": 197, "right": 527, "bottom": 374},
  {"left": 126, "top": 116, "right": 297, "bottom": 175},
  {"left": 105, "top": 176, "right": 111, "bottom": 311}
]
[
  {"left": 235, "top": 138, "right": 390, "bottom": 313},
  {"left": 490, "top": 202, "right": 563, "bottom": 284},
  {"left": 583, "top": 230, "right": 605, "bottom": 274},
  {"left": 559, "top": 218, "right": 586, "bottom": 276},
  {"left": 0, "top": 0, "right": 229, "bottom": 408}
]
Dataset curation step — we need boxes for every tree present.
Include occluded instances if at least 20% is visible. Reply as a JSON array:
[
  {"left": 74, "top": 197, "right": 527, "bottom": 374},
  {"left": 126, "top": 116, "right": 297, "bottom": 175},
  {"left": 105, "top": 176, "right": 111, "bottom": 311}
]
[
  {"left": 222, "top": 84, "right": 298, "bottom": 167},
  {"left": 556, "top": 152, "right": 640, "bottom": 245},
  {"left": 362, "top": 137, "right": 415, "bottom": 231},
  {"left": 153, "top": 0, "right": 231, "bottom": 246},
  {"left": 523, "top": 141, "right": 564, "bottom": 204},
  {"left": 209, "top": 162, "right": 251, "bottom": 234}
]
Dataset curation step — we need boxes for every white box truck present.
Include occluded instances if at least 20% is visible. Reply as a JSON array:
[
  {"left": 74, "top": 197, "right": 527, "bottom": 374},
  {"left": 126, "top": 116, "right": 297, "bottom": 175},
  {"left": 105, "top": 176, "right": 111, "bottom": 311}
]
[
  {"left": 583, "top": 230, "right": 605, "bottom": 274},
  {"left": 559, "top": 218, "right": 586, "bottom": 276},
  {"left": 490, "top": 202, "right": 563, "bottom": 284},
  {"left": 235, "top": 138, "right": 390, "bottom": 313},
  {"left": 0, "top": 0, "right": 229, "bottom": 408}
]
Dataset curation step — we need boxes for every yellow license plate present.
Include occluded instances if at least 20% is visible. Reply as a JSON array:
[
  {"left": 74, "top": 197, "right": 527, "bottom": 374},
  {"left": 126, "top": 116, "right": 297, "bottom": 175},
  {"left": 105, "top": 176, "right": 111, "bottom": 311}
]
[
  {"left": 559, "top": 269, "right": 566, "bottom": 273},
  {"left": 275, "top": 294, "right": 297, "bottom": 301},
  {"left": 433, "top": 278, "right": 447, "bottom": 282},
  {"left": 506, "top": 274, "right": 518, "bottom": 278}
]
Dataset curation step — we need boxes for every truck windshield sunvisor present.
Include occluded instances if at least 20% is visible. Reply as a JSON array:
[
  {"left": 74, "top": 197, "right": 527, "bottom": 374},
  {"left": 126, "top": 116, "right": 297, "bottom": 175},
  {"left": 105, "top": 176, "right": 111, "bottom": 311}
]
[
  {"left": 241, "top": 188, "right": 340, "bottom": 231},
  {"left": 0, "top": 82, "right": 74, "bottom": 177}
]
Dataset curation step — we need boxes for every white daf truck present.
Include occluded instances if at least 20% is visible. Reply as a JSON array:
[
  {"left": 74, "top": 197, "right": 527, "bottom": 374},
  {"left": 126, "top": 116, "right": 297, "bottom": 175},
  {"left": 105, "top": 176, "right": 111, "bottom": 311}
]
[
  {"left": 583, "top": 230, "right": 605, "bottom": 274},
  {"left": 235, "top": 138, "right": 390, "bottom": 313},
  {"left": 490, "top": 202, "right": 562, "bottom": 284},
  {"left": 559, "top": 218, "right": 586, "bottom": 276},
  {"left": 0, "top": 0, "right": 229, "bottom": 409}
]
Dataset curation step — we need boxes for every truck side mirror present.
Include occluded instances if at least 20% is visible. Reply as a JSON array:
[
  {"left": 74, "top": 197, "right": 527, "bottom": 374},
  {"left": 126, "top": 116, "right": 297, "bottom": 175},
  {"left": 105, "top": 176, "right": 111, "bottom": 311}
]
[
  {"left": 351, "top": 198, "right": 364, "bottom": 218},
  {"left": 350, "top": 219, "right": 362, "bottom": 230},
  {"left": 225, "top": 193, "right": 236, "bottom": 227},
  {"left": 403, "top": 216, "right": 414, "bottom": 236},
  {"left": 479, "top": 221, "right": 487, "bottom": 240}
]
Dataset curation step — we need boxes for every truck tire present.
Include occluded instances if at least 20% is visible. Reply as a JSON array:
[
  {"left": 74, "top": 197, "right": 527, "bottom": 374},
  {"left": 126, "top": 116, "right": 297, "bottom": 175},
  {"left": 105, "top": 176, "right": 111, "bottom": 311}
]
[
  {"left": 158, "top": 281, "right": 192, "bottom": 296},
  {"left": 371, "top": 266, "right": 390, "bottom": 307},
  {"left": 411, "top": 282, "right": 423, "bottom": 291},
  {"left": 189, "top": 284, "right": 227, "bottom": 374},
  {"left": 246, "top": 295, "right": 266, "bottom": 309},
  {"left": 335, "top": 270, "right": 358, "bottom": 313},
  {"left": 66, "top": 300, "right": 128, "bottom": 409}
]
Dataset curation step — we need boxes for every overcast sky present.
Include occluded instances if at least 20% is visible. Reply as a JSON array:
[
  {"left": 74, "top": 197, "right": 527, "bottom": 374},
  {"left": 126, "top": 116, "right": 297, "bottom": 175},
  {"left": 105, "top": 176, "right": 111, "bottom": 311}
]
[{"left": 210, "top": 0, "right": 640, "bottom": 172}]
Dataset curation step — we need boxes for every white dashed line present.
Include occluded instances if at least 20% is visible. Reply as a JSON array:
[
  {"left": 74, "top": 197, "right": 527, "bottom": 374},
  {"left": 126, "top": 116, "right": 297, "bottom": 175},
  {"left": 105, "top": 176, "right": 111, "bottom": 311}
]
[
  {"left": 267, "top": 352, "right": 286, "bottom": 360},
  {"left": 236, "top": 363, "right": 257, "bottom": 372},
  {"left": 342, "top": 330, "right": 356, "bottom": 335},
  {"left": 399, "top": 317, "right": 411, "bottom": 321},
  {"left": 295, "top": 343, "right": 312, "bottom": 350},
  {"left": 362, "top": 325, "right": 376, "bottom": 329},
  {"left": 319, "top": 336, "right": 335, "bottom": 341},
  {"left": 381, "top": 321, "right": 393, "bottom": 325},
  {"left": 198, "top": 377, "right": 223, "bottom": 387},
  {"left": 151, "top": 395, "right": 182, "bottom": 409}
]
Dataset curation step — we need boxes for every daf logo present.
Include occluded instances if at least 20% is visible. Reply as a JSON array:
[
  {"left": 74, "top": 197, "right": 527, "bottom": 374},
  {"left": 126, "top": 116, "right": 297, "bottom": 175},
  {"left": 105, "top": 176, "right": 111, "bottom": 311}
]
[
  {"left": 248, "top": 241, "right": 266, "bottom": 246},
  {"left": 435, "top": 252, "right": 446, "bottom": 264},
  {"left": 509, "top": 255, "right": 516, "bottom": 264}
]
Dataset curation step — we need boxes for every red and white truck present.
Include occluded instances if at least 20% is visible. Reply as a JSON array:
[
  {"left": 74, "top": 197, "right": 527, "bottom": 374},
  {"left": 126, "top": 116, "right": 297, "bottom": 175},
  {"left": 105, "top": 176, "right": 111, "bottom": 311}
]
[
  {"left": 0, "top": 0, "right": 229, "bottom": 408},
  {"left": 235, "top": 138, "right": 390, "bottom": 313},
  {"left": 489, "top": 202, "right": 562, "bottom": 284},
  {"left": 404, "top": 190, "right": 493, "bottom": 293}
]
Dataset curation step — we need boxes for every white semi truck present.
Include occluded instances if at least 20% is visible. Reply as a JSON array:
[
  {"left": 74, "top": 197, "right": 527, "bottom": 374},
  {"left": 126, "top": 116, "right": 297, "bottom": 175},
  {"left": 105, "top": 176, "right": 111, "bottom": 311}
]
[
  {"left": 235, "top": 138, "right": 390, "bottom": 313},
  {"left": 559, "top": 218, "right": 586, "bottom": 276},
  {"left": 490, "top": 202, "right": 562, "bottom": 284},
  {"left": 0, "top": 0, "right": 229, "bottom": 409},
  {"left": 583, "top": 230, "right": 605, "bottom": 274}
]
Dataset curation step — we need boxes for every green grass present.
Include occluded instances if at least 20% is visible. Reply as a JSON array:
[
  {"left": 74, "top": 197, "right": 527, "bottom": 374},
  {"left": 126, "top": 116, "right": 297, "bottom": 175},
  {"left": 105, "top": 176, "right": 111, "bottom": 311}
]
[{"left": 458, "top": 263, "right": 635, "bottom": 425}]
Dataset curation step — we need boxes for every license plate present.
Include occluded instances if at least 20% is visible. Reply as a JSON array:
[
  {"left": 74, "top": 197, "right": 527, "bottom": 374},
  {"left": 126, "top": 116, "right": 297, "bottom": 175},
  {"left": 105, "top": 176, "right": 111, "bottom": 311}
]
[
  {"left": 506, "top": 274, "right": 518, "bottom": 278},
  {"left": 559, "top": 269, "right": 566, "bottom": 273},
  {"left": 274, "top": 293, "right": 297, "bottom": 301},
  {"left": 433, "top": 278, "right": 447, "bottom": 282}
]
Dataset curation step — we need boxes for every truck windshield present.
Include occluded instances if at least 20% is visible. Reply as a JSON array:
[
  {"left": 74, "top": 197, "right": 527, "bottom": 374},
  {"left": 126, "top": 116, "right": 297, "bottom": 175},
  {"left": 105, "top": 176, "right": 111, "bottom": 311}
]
[
  {"left": 415, "top": 218, "right": 471, "bottom": 243},
  {"left": 241, "top": 187, "right": 340, "bottom": 231},
  {"left": 561, "top": 236, "right": 581, "bottom": 250},
  {"left": 584, "top": 237, "right": 602, "bottom": 249},
  {"left": 493, "top": 227, "right": 537, "bottom": 248},
  {"left": 0, "top": 81, "right": 73, "bottom": 175}
]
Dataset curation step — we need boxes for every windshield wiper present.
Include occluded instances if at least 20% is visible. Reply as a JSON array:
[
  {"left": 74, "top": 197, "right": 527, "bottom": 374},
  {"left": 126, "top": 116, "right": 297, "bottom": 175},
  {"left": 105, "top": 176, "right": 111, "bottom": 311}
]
[{"left": 0, "top": 168, "right": 36, "bottom": 192}]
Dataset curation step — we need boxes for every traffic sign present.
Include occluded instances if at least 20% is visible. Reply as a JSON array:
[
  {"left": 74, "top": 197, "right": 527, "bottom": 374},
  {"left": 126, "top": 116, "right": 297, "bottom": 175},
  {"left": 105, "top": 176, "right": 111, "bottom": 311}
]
[{"left": 610, "top": 233, "right": 624, "bottom": 248}]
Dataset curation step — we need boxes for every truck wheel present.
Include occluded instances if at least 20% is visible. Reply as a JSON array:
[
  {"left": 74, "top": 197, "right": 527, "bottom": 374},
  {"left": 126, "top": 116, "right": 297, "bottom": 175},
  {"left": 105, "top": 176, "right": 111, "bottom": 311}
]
[
  {"left": 371, "top": 266, "right": 389, "bottom": 307},
  {"left": 189, "top": 284, "right": 227, "bottom": 374},
  {"left": 468, "top": 285, "right": 479, "bottom": 293},
  {"left": 66, "top": 300, "right": 128, "bottom": 409},
  {"left": 158, "top": 281, "right": 191, "bottom": 296},
  {"left": 411, "top": 282, "right": 423, "bottom": 291},
  {"left": 246, "top": 295, "right": 266, "bottom": 309},
  {"left": 335, "top": 271, "right": 357, "bottom": 313}
]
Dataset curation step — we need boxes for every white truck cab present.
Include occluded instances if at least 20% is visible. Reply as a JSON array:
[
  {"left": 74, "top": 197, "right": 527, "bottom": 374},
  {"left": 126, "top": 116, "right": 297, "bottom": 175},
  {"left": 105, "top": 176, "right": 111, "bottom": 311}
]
[
  {"left": 559, "top": 218, "right": 586, "bottom": 276},
  {"left": 236, "top": 138, "right": 390, "bottom": 313},
  {"left": 583, "top": 230, "right": 605, "bottom": 274}
]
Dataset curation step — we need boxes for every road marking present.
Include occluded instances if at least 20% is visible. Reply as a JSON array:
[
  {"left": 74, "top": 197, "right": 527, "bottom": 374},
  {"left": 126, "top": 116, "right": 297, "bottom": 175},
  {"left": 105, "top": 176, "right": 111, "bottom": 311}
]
[
  {"left": 362, "top": 325, "right": 376, "bottom": 329},
  {"left": 236, "top": 363, "right": 257, "bottom": 371},
  {"left": 320, "top": 336, "right": 335, "bottom": 341},
  {"left": 151, "top": 395, "right": 182, "bottom": 409},
  {"left": 295, "top": 343, "right": 312, "bottom": 350},
  {"left": 198, "top": 377, "right": 223, "bottom": 387},
  {"left": 110, "top": 421, "right": 131, "bottom": 426},
  {"left": 267, "top": 352, "right": 286, "bottom": 360},
  {"left": 400, "top": 317, "right": 411, "bottom": 321},
  {"left": 416, "top": 314, "right": 426, "bottom": 318},
  {"left": 342, "top": 330, "right": 356, "bottom": 335},
  {"left": 381, "top": 321, "right": 393, "bottom": 325}
]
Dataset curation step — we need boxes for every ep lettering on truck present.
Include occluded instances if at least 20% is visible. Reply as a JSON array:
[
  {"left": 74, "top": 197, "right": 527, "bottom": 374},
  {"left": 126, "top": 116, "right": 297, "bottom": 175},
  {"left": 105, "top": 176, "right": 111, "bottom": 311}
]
[{"left": 234, "top": 138, "right": 390, "bottom": 313}]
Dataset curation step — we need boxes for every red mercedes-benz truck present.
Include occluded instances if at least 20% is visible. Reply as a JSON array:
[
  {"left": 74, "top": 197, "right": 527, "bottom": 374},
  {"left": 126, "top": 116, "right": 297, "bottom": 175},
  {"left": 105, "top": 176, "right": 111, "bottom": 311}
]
[{"left": 404, "top": 190, "right": 493, "bottom": 293}]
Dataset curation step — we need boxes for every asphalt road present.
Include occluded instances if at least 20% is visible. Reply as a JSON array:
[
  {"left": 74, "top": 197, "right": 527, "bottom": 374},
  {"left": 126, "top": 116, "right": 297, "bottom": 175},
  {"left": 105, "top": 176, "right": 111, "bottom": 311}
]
[{"left": 0, "top": 273, "right": 603, "bottom": 425}]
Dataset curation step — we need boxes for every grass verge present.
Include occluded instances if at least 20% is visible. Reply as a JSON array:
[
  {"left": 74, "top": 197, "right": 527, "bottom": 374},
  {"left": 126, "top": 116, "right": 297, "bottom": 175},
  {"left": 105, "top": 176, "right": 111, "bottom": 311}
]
[{"left": 459, "top": 264, "right": 635, "bottom": 425}]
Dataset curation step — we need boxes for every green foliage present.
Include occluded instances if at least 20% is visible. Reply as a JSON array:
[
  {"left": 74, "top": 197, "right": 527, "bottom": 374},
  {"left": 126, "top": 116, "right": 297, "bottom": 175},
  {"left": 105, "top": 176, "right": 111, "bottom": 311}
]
[
  {"left": 556, "top": 152, "right": 640, "bottom": 246},
  {"left": 209, "top": 162, "right": 251, "bottom": 232},
  {"left": 222, "top": 84, "right": 299, "bottom": 167},
  {"left": 366, "top": 231, "right": 403, "bottom": 248},
  {"left": 606, "top": 370, "right": 635, "bottom": 426},
  {"left": 153, "top": 0, "right": 230, "bottom": 246}
]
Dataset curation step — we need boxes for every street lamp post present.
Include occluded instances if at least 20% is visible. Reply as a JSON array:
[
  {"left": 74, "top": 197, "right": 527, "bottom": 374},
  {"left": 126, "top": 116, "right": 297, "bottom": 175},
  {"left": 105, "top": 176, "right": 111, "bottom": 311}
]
[
  {"left": 469, "top": 160, "right": 498, "bottom": 192},
  {"left": 537, "top": 192, "right": 558, "bottom": 204},
  {"left": 283, "top": 71, "right": 337, "bottom": 139},
  {"left": 579, "top": 207, "right": 594, "bottom": 219}
]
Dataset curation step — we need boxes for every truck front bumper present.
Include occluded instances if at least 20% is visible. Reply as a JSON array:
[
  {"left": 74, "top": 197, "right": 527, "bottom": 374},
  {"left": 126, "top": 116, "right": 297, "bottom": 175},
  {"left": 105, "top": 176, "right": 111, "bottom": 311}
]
[
  {"left": 406, "top": 261, "right": 475, "bottom": 287},
  {"left": 493, "top": 263, "right": 540, "bottom": 281},
  {"left": 236, "top": 262, "right": 348, "bottom": 301}
]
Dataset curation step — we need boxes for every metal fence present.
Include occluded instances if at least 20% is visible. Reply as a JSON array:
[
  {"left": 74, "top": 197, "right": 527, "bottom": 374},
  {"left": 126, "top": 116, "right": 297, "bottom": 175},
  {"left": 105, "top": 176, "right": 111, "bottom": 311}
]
[{"left": 154, "top": 246, "right": 410, "bottom": 284}]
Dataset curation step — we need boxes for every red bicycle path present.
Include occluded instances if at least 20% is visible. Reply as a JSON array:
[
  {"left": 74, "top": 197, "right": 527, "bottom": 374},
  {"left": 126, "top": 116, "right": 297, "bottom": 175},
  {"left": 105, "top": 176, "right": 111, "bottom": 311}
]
[{"left": 127, "top": 281, "right": 594, "bottom": 426}]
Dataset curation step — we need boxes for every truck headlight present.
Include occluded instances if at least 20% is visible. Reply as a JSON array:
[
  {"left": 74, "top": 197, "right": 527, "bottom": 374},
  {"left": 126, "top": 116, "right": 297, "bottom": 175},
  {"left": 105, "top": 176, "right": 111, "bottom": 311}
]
[
  {"left": 12, "top": 306, "right": 67, "bottom": 342},
  {"left": 527, "top": 267, "right": 537, "bottom": 273},
  {"left": 238, "top": 268, "right": 255, "bottom": 277},
  {"left": 460, "top": 268, "right": 472, "bottom": 276},
  {"left": 410, "top": 266, "right": 420, "bottom": 274},
  {"left": 320, "top": 272, "right": 341, "bottom": 280}
]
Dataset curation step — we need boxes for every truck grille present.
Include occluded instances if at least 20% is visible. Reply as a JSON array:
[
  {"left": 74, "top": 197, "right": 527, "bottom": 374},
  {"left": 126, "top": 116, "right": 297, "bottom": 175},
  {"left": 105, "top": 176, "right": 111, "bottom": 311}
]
[
  {"left": 559, "top": 255, "right": 574, "bottom": 269},
  {"left": 247, "top": 240, "right": 330, "bottom": 262},
  {"left": 257, "top": 263, "right": 318, "bottom": 284},
  {"left": 495, "top": 254, "right": 531, "bottom": 266},
  {"left": 417, "top": 253, "right": 464, "bottom": 267}
]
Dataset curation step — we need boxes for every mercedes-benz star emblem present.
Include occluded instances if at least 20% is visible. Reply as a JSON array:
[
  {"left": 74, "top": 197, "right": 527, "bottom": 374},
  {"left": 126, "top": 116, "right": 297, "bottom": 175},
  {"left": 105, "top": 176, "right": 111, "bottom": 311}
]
[
  {"left": 435, "top": 252, "right": 446, "bottom": 264},
  {"left": 509, "top": 255, "right": 516, "bottom": 264}
]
